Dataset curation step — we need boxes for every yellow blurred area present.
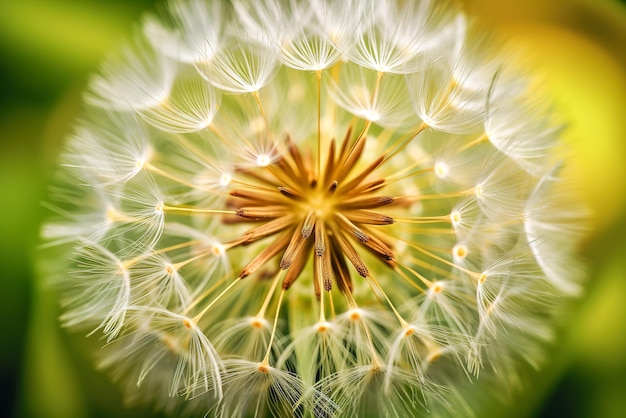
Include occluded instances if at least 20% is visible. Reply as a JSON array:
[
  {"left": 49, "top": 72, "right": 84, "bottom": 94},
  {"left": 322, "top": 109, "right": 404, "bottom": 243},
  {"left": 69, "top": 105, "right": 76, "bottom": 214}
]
[
  {"left": 466, "top": 0, "right": 626, "bottom": 230},
  {"left": 504, "top": 24, "right": 626, "bottom": 230},
  {"left": 466, "top": 2, "right": 626, "bottom": 417},
  {"left": 1, "top": 1, "right": 624, "bottom": 418}
]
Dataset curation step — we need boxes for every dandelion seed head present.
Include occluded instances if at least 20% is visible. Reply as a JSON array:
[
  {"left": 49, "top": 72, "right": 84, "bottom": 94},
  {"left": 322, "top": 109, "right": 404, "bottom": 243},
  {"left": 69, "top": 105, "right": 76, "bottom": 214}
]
[
  {"left": 104, "top": 205, "right": 120, "bottom": 225},
  {"left": 210, "top": 242, "right": 225, "bottom": 257},
  {"left": 429, "top": 281, "right": 444, "bottom": 296},
  {"left": 164, "top": 263, "right": 175, "bottom": 275},
  {"left": 434, "top": 161, "right": 449, "bottom": 179},
  {"left": 154, "top": 201, "right": 164, "bottom": 215},
  {"left": 249, "top": 316, "right": 269, "bottom": 329},
  {"left": 453, "top": 244, "right": 468, "bottom": 259},
  {"left": 42, "top": 0, "right": 588, "bottom": 416},
  {"left": 255, "top": 153, "right": 272, "bottom": 167},
  {"left": 218, "top": 173, "right": 232, "bottom": 187},
  {"left": 403, "top": 325, "right": 417, "bottom": 338},
  {"left": 348, "top": 308, "right": 363, "bottom": 322},
  {"left": 450, "top": 210, "right": 462, "bottom": 225},
  {"left": 315, "top": 321, "right": 332, "bottom": 333}
]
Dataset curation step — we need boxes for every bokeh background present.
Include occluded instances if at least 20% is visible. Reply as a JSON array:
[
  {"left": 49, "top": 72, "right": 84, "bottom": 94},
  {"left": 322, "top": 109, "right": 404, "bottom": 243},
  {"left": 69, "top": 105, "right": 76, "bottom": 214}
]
[{"left": 1, "top": 0, "right": 624, "bottom": 417}]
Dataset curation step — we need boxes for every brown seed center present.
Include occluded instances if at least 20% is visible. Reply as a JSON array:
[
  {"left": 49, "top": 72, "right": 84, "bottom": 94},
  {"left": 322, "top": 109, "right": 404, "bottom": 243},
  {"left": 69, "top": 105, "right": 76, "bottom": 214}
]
[{"left": 226, "top": 128, "right": 397, "bottom": 298}]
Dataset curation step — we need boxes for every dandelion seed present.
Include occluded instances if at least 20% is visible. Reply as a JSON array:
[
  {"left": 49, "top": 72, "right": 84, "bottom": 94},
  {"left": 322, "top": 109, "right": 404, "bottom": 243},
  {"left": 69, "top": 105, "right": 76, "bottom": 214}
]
[
  {"left": 214, "top": 359, "right": 337, "bottom": 418},
  {"left": 42, "top": 0, "right": 588, "bottom": 416},
  {"left": 60, "top": 239, "right": 131, "bottom": 341},
  {"left": 98, "top": 308, "right": 223, "bottom": 406}
]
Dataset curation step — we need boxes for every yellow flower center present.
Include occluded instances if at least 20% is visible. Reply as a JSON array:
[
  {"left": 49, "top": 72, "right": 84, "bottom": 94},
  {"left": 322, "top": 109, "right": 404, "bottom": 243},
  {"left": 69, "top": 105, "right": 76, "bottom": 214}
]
[{"left": 226, "top": 130, "right": 396, "bottom": 298}]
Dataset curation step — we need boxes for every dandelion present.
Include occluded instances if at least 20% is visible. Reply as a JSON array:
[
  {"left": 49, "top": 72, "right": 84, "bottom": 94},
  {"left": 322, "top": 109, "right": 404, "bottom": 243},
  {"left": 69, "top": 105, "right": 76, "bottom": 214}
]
[{"left": 42, "top": 0, "right": 587, "bottom": 416}]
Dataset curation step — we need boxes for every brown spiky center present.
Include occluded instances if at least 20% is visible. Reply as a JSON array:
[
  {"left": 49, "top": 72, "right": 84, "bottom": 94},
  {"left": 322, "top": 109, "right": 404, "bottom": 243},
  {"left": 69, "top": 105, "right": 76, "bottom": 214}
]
[{"left": 226, "top": 128, "right": 397, "bottom": 298}]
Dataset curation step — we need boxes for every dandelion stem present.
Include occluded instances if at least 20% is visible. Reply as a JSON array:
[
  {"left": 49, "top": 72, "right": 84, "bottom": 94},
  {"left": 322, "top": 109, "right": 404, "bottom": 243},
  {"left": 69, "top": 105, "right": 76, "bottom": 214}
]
[
  {"left": 144, "top": 163, "right": 202, "bottom": 189},
  {"left": 257, "top": 269, "right": 286, "bottom": 319},
  {"left": 406, "top": 227, "right": 456, "bottom": 235},
  {"left": 405, "top": 242, "right": 480, "bottom": 279},
  {"left": 171, "top": 133, "right": 216, "bottom": 166},
  {"left": 192, "top": 278, "right": 241, "bottom": 323},
  {"left": 316, "top": 69, "right": 322, "bottom": 180},
  {"left": 382, "top": 122, "right": 429, "bottom": 163},
  {"left": 262, "top": 287, "right": 286, "bottom": 364},
  {"left": 385, "top": 167, "right": 434, "bottom": 184},
  {"left": 328, "top": 290, "right": 336, "bottom": 319},
  {"left": 371, "top": 71, "right": 384, "bottom": 109},
  {"left": 210, "top": 123, "right": 263, "bottom": 160},
  {"left": 366, "top": 274, "right": 409, "bottom": 328},
  {"left": 121, "top": 239, "right": 201, "bottom": 269},
  {"left": 394, "top": 190, "right": 474, "bottom": 202},
  {"left": 253, "top": 90, "right": 271, "bottom": 147},
  {"left": 392, "top": 264, "right": 429, "bottom": 291},
  {"left": 394, "top": 261, "right": 433, "bottom": 288},
  {"left": 172, "top": 249, "right": 214, "bottom": 270},
  {"left": 181, "top": 272, "right": 231, "bottom": 316},
  {"left": 405, "top": 255, "right": 452, "bottom": 277},
  {"left": 393, "top": 215, "right": 451, "bottom": 224},
  {"left": 458, "top": 131, "right": 489, "bottom": 153},
  {"left": 162, "top": 205, "right": 236, "bottom": 216}
]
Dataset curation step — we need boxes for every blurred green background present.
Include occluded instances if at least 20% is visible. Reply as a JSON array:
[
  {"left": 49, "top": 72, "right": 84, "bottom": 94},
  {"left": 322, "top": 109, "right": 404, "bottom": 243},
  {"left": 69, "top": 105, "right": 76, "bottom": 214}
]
[{"left": 1, "top": 1, "right": 624, "bottom": 417}]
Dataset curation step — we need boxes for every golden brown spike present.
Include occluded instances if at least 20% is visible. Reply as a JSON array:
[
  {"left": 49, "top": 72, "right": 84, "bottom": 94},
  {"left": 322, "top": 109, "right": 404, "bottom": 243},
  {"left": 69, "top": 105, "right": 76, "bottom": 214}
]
[
  {"left": 282, "top": 240, "right": 312, "bottom": 290},
  {"left": 239, "top": 231, "right": 292, "bottom": 278},
  {"left": 237, "top": 206, "right": 290, "bottom": 219},
  {"left": 329, "top": 236, "right": 353, "bottom": 294},
  {"left": 241, "top": 216, "right": 295, "bottom": 244},
  {"left": 340, "top": 155, "right": 384, "bottom": 192},
  {"left": 322, "top": 139, "right": 336, "bottom": 186},
  {"left": 332, "top": 229, "right": 369, "bottom": 278},
  {"left": 336, "top": 214, "right": 369, "bottom": 243},
  {"left": 280, "top": 217, "right": 311, "bottom": 270},
  {"left": 345, "top": 210, "right": 394, "bottom": 225},
  {"left": 336, "top": 134, "right": 367, "bottom": 182},
  {"left": 278, "top": 186, "right": 303, "bottom": 200},
  {"left": 314, "top": 244, "right": 333, "bottom": 292}
]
